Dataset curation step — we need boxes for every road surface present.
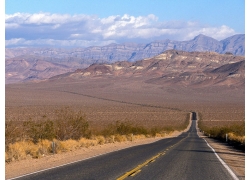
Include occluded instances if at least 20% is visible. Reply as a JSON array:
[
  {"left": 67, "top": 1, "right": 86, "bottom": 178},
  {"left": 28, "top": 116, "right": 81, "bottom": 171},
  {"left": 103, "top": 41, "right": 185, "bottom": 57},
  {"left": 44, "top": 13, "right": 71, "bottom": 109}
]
[{"left": 11, "top": 112, "right": 238, "bottom": 180}]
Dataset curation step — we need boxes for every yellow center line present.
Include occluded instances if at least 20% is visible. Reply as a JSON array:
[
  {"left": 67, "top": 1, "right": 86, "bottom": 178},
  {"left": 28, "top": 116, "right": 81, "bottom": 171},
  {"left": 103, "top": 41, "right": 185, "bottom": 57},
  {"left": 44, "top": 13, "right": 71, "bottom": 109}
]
[
  {"left": 130, "top": 170, "right": 141, "bottom": 177},
  {"left": 117, "top": 133, "right": 190, "bottom": 180}
]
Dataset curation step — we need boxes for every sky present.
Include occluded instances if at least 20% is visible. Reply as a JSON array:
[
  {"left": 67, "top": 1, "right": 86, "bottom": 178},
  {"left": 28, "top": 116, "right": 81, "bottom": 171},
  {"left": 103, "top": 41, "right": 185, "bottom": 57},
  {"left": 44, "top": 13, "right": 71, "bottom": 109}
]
[{"left": 4, "top": 0, "right": 245, "bottom": 48}]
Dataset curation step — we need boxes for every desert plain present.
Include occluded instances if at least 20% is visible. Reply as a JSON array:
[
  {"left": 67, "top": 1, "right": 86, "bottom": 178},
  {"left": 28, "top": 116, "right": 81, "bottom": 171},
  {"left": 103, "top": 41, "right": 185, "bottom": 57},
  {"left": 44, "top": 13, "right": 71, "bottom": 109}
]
[
  {"left": 5, "top": 74, "right": 245, "bottom": 179},
  {"left": 6, "top": 74, "right": 244, "bottom": 131}
]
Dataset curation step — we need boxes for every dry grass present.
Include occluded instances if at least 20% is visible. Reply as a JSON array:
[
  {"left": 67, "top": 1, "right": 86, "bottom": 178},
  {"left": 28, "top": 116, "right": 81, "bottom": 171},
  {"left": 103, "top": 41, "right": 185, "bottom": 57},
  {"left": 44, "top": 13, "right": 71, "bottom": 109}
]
[
  {"left": 5, "top": 132, "right": 176, "bottom": 162},
  {"left": 5, "top": 139, "right": 53, "bottom": 162},
  {"left": 198, "top": 113, "right": 245, "bottom": 145},
  {"left": 228, "top": 133, "right": 245, "bottom": 144},
  {"left": 57, "top": 139, "right": 79, "bottom": 152},
  {"left": 5, "top": 107, "right": 189, "bottom": 162},
  {"left": 78, "top": 137, "right": 98, "bottom": 147}
]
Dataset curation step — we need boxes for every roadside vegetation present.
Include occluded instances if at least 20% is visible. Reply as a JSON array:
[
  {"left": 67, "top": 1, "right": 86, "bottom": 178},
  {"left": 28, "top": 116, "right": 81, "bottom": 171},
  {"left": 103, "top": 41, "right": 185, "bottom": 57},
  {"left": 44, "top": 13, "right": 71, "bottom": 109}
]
[
  {"left": 5, "top": 107, "right": 190, "bottom": 162},
  {"left": 197, "top": 112, "right": 245, "bottom": 146}
]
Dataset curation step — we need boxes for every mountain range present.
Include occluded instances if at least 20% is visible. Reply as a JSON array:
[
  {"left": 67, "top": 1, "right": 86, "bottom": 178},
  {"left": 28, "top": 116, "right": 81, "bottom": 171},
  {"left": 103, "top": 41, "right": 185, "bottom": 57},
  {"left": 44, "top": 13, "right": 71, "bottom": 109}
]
[
  {"left": 5, "top": 34, "right": 245, "bottom": 84},
  {"left": 52, "top": 49, "right": 244, "bottom": 89}
]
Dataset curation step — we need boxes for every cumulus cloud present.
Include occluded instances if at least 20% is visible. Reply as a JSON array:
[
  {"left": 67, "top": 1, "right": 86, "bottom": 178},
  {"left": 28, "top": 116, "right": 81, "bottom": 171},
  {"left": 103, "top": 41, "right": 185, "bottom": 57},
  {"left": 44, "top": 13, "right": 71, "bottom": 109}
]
[{"left": 5, "top": 12, "right": 237, "bottom": 47}]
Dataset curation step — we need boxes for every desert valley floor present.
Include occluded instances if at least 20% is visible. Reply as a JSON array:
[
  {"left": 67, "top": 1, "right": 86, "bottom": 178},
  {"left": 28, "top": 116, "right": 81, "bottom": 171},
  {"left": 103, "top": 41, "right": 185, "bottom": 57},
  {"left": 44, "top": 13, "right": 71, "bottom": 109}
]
[
  {"left": 5, "top": 75, "right": 245, "bottom": 179},
  {"left": 6, "top": 76, "right": 244, "bottom": 131}
]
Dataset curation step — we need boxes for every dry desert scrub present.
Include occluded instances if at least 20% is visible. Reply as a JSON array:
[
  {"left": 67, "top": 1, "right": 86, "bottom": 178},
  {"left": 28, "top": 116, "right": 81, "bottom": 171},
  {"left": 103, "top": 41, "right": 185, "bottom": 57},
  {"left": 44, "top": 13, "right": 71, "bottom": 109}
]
[
  {"left": 198, "top": 112, "right": 245, "bottom": 145},
  {"left": 5, "top": 139, "right": 52, "bottom": 162},
  {"left": 5, "top": 108, "right": 190, "bottom": 162},
  {"left": 6, "top": 132, "right": 176, "bottom": 163}
]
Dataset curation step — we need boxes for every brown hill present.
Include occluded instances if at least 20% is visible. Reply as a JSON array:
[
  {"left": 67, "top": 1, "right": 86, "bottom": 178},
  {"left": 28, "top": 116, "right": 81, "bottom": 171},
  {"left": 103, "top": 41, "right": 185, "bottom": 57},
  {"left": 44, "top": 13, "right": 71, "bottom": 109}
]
[
  {"left": 6, "top": 58, "right": 72, "bottom": 84},
  {"left": 52, "top": 50, "right": 244, "bottom": 89}
]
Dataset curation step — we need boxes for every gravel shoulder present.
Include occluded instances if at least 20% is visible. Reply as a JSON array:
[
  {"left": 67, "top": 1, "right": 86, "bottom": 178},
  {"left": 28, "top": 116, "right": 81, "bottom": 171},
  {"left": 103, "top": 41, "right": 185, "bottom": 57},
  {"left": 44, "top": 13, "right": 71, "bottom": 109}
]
[{"left": 5, "top": 119, "right": 244, "bottom": 180}]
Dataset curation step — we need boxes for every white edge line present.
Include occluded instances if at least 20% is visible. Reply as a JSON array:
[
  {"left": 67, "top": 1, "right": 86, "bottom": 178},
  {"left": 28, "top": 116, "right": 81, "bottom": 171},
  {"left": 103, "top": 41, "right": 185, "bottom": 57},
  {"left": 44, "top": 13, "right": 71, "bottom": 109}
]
[
  {"left": 196, "top": 117, "right": 239, "bottom": 180},
  {"left": 203, "top": 138, "right": 239, "bottom": 180},
  {"left": 7, "top": 153, "right": 105, "bottom": 180}
]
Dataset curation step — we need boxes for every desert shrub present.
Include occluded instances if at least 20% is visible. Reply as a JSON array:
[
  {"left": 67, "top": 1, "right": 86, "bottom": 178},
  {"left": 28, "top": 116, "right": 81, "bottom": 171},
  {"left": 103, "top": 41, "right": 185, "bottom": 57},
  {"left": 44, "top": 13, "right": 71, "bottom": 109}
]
[
  {"left": 5, "top": 109, "right": 191, "bottom": 162},
  {"left": 131, "top": 126, "right": 149, "bottom": 135},
  {"left": 5, "top": 120, "right": 25, "bottom": 147},
  {"left": 101, "top": 121, "right": 149, "bottom": 136},
  {"left": 5, "top": 108, "right": 92, "bottom": 161},
  {"left": 116, "top": 121, "right": 132, "bottom": 135},
  {"left": 23, "top": 119, "right": 55, "bottom": 143},
  {"left": 198, "top": 119, "right": 245, "bottom": 144},
  {"left": 100, "top": 114, "right": 190, "bottom": 138},
  {"left": 14, "top": 108, "right": 91, "bottom": 143},
  {"left": 150, "top": 127, "right": 160, "bottom": 136},
  {"left": 53, "top": 108, "right": 90, "bottom": 140}
]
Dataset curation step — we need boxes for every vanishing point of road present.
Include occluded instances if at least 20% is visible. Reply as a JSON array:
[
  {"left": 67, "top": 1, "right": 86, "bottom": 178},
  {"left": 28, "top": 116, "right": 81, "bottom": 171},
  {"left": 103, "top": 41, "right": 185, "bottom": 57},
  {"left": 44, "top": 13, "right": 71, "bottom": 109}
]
[{"left": 11, "top": 112, "right": 238, "bottom": 180}]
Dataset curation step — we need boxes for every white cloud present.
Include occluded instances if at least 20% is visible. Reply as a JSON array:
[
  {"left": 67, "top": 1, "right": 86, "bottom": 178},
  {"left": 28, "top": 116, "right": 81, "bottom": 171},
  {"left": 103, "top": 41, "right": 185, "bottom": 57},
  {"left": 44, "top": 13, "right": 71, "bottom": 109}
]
[
  {"left": 5, "top": 38, "right": 26, "bottom": 46},
  {"left": 5, "top": 12, "right": 238, "bottom": 47},
  {"left": 5, "top": 38, "right": 116, "bottom": 47},
  {"left": 5, "top": 12, "right": 91, "bottom": 25}
]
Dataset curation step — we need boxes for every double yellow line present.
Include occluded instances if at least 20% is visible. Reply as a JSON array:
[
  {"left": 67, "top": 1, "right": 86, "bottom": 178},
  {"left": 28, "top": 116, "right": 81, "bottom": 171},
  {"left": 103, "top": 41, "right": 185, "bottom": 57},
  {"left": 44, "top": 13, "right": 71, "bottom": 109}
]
[
  {"left": 117, "top": 152, "right": 164, "bottom": 180},
  {"left": 117, "top": 135, "right": 189, "bottom": 180}
]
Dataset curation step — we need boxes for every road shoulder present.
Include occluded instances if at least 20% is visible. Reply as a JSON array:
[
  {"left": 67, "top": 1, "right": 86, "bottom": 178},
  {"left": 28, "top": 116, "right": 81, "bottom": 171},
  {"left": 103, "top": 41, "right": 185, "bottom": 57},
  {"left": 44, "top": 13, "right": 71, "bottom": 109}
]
[{"left": 197, "top": 130, "right": 245, "bottom": 180}]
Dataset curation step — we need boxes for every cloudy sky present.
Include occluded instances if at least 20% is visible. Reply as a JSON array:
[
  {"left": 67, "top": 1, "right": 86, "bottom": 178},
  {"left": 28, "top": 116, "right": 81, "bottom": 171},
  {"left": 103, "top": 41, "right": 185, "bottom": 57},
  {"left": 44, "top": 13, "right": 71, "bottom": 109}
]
[{"left": 5, "top": 0, "right": 245, "bottom": 48}]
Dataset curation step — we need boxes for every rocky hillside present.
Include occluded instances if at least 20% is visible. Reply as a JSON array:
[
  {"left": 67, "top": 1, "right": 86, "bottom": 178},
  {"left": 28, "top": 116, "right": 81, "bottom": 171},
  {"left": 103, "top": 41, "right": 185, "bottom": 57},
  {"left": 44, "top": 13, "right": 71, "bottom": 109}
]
[
  {"left": 53, "top": 50, "right": 245, "bottom": 88},
  {"left": 5, "top": 34, "right": 245, "bottom": 84}
]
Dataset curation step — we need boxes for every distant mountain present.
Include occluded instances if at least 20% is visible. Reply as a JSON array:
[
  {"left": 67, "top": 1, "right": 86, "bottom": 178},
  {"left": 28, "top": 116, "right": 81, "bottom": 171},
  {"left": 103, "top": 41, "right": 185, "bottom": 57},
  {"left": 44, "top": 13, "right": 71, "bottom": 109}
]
[
  {"left": 6, "top": 58, "right": 72, "bottom": 84},
  {"left": 220, "top": 34, "right": 245, "bottom": 55},
  {"left": 5, "top": 34, "right": 245, "bottom": 84},
  {"left": 51, "top": 50, "right": 245, "bottom": 88},
  {"left": 175, "top": 34, "right": 223, "bottom": 52}
]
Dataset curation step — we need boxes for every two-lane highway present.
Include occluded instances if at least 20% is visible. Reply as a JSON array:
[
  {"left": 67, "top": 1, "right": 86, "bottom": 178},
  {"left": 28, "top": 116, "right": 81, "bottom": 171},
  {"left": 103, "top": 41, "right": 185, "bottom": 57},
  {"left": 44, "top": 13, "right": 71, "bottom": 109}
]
[
  {"left": 11, "top": 112, "right": 238, "bottom": 180},
  {"left": 123, "top": 113, "right": 237, "bottom": 180}
]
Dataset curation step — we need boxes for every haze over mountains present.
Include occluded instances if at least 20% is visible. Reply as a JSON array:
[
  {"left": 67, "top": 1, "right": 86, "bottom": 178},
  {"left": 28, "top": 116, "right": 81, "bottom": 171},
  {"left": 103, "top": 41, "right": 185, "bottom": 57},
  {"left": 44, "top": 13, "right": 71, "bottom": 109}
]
[{"left": 5, "top": 34, "right": 245, "bottom": 84}]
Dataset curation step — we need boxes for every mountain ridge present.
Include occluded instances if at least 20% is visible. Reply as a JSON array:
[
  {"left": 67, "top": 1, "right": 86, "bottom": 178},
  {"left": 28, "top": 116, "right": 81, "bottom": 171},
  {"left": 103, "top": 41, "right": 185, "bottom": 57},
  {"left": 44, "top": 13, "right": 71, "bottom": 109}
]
[
  {"left": 51, "top": 49, "right": 245, "bottom": 89},
  {"left": 5, "top": 34, "right": 245, "bottom": 84}
]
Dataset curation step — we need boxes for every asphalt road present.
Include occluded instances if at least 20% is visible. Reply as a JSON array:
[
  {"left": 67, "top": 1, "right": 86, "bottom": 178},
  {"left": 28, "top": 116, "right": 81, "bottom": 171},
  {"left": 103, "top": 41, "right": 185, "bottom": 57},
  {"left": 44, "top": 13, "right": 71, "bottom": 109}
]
[{"left": 12, "top": 112, "right": 237, "bottom": 180}]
